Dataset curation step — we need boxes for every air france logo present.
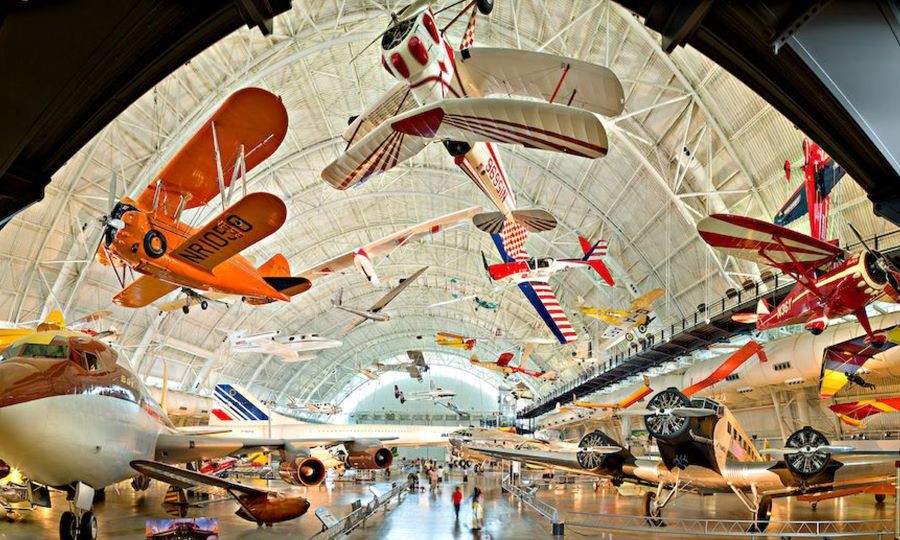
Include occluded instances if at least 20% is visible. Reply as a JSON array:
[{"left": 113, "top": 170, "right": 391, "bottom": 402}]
[{"left": 180, "top": 215, "right": 253, "bottom": 264}]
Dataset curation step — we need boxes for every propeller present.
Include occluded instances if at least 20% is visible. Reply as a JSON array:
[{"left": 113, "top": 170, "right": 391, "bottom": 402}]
[
  {"left": 848, "top": 222, "right": 900, "bottom": 290},
  {"left": 761, "top": 445, "right": 856, "bottom": 456},
  {"left": 623, "top": 406, "right": 715, "bottom": 418},
  {"left": 96, "top": 173, "right": 125, "bottom": 253}
]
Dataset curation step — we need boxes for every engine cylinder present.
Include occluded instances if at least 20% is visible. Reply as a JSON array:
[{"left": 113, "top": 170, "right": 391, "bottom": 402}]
[
  {"left": 346, "top": 448, "right": 393, "bottom": 470},
  {"left": 784, "top": 426, "right": 832, "bottom": 478},
  {"left": 278, "top": 456, "right": 326, "bottom": 487},
  {"left": 643, "top": 387, "right": 692, "bottom": 441},
  {"left": 576, "top": 431, "right": 615, "bottom": 471}
]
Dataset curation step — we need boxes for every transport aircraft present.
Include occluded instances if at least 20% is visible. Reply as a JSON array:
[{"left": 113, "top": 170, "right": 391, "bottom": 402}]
[
  {"left": 537, "top": 376, "right": 653, "bottom": 430},
  {"left": 393, "top": 380, "right": 456, "bottom": 405}
]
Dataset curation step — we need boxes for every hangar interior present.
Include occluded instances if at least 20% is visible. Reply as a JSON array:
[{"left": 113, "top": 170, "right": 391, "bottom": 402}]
[{"left": 1, "top": 1, "right": 900, "bottom": 539}]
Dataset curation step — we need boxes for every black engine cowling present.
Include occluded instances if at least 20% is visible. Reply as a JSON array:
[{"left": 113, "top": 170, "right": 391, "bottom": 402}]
[
  {"left": 576, "top": 430, "right": 625, "bottom": 474},
  {"left": 783, "top": 426, "right": 832, "bottom": 478},
  {"left": 0, "top": 459, "right": 9, "bottom": 478}
]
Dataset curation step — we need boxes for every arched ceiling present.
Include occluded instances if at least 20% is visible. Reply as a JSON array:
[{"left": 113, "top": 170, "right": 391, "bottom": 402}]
[{"left": 0, "top": 0, "right": 894, "bottom": 408}]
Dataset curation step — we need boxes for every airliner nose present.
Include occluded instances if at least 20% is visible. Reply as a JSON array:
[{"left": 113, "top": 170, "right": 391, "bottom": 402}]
[{"left": 0, "top": 360, "right": 51, "bottom": 408}]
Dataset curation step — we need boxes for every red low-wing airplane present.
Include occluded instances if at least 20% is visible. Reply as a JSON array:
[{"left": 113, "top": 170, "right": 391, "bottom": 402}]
[
  {"left": 698, "top": 214, "right": 900, "bottom": 344},
  {"left": 469, "top": 352, "right": 557, "bottom": 381},
  {"left": 97, "top": 88, "right": 310, "bottom": 312}
]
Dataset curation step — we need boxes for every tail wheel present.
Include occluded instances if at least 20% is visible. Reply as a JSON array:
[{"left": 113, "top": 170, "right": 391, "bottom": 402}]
[
  {"left": 143, "top": 229, "right": 167, "bottom": 258},
  {"left": 875, "top": 494, "right": 886, "bottom": 504},
  {"left": 475, "top": 0, "right": 494, "bottom": 14},
  {"left": 642, "top": 492, "right": 663, "bottom": 527}
]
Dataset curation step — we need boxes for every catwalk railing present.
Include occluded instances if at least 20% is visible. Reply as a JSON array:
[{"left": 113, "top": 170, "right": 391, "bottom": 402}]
[
  {"left": 519, "top": 229, "right": 900, "bottom": 419},
  {"left": 501, "top": 474, "right": 565, "bottom": 535},
  {"left": 308, "top": 479, "right": 411, "bottom": 540},
  {"left": 566, "top": 511, "right": 896, "bottom": 538}
]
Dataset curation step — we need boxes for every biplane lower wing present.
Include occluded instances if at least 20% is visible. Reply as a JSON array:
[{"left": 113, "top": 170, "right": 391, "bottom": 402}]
[
  {"left": 456, "top": 47, "right": 625, "bottom": 117},
  {"left": 114, "top": 275, "right": 180, "bottom": 308},
  {"left": 518, "top": 281, "right": 577, "bottom": 344},
  {"left": 697, "top": 214, "right": 847, "bottom": 272},
  {"left": 170, "top": 193, "right": 287, "bottom": 272}
]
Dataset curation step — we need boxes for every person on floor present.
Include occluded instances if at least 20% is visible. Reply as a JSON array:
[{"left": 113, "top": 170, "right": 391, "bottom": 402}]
[
  {"left": 452, "top": 486, "right": 463, "bottom": 519},
  {"left": 429, "top": 465, "right": 440, "bottom": 490},
  {"left": 471, "top": 489, "right": 484, "bottom": 531}
]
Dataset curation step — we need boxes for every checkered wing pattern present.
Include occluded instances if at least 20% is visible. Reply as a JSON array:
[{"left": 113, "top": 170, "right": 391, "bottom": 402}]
[
  {"left": 460, "top": 10, "right": 477, "bottom": 50},
  {"left": 502, "top": 220, "right": 529, "bottom": 262}
]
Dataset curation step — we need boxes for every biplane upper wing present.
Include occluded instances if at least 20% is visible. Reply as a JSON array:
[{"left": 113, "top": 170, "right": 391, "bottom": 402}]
[
  {"left": 517, "top": 281, "right": 577, "bottom": 344},
  {"left": 630, "top": 288, "right": 664, "bottom": 312},
  {"left": 296, "top": 207, "right": 480, "bottom": 280},
  {"left": 135, "top": 88, "right": 288, "bottom": 215},
  {"left": 830, "top": 397, "right": 900, "bottom": 427},
  {"left": 456, "top": 47, "right": 625, "bottom": 117},
  {"left": 342, "top": 83, "right": 417, "bottom": 144},
  {"left": 819, "top": 324, "right": 900, "bottom": 398},
  {"left": 169, "top": 193, "right": 287, "bottom": 272},
  {"left": 697, "top": 214, "right": 847, "bottom": 273},
  {"left": 496, "top": 352, "right": 515, "bottom": 367},
  {"left": 113, "top": 275, "right": 180, "bottom": 308}
]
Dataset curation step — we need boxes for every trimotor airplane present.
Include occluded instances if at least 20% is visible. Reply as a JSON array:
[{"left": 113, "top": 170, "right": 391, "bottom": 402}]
[
  {"left": 225, "top": 330, "right": 342, "bottom": 362},
  {"left": 322, "top": 0, "right": 623, "bottom": 239},
  {"left": 468, "top": 352, "right": 557, "bottom": 381},
  {"left": 297, "top": 206, "right": 479, "bottom": 286},
  {"left": 435, "top": 331, "right": 476, "bottom": 350},
  {"left": 537, "top": 375, "right": 652, "bottom": 431},
  {"left": 774, "top": 139, "right": 845, "bottom": 242},
  {"left": 0, "top": 331, "right": 327, "bottom": 539},
  {"left": 373, "top": 350, "right": 430, "bottom": 381},
  {"left": 484, "top": 236, "right": 615, "bottom": 344},
  {"left": 96, "top": 88, "right": 311, "bottom": 312},
  {"left": 580, "top": 288, "right": 665, "bottom": 342},
  {"left": 332, "top": 266, "right": 428, "bottom": 335},
  {"left": 394, "top": 380, "right": 456, "bottom": 405},
  {"left": 698, "top": 213, "right": 900, "bottom": 344},
  {"left": 287, "top": 399, "right": 343, "bottom": 416}
]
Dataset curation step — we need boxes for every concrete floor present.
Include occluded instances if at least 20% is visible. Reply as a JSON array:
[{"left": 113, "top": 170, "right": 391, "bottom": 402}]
[{"left": 0, "top": 471, "right": 895, "bottom": 539}]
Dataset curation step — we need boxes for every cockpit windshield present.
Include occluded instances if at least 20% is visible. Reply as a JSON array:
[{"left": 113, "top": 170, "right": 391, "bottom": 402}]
[
  {"left": 381, "top": 18, "right": 415, "bottom": 50},
  {"left": 3, "top": 342, "right": 70, "bottom": 359}
]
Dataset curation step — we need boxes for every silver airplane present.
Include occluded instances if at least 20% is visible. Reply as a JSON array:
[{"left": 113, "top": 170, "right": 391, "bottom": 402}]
[
  {"left": 332, "top": 266, "right": 428, "bottom": 335},
  {"left": 373, "top": 350, "right": 430, "bottom": 381},
  {"left": 394, "top": 379, "right": 456, "bottom": 404}
]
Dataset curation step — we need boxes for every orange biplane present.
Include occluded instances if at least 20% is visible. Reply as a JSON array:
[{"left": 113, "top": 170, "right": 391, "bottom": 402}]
[{"left": 97, "top": 88, "right": 310, "bottom": 312}]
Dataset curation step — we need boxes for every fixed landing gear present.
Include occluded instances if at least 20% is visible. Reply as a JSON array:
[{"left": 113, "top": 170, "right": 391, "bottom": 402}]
[
  {"left": 875, "top": 493, "right": 886, "bottom": 504},
  {"left": 642, "top": 491, "right": 664, "bottom": 527},
  {"left": 730, "top": 484, "right": 772, "bottom": 533},
  {"left": 179, "top": 288, "right": 212, "bottom": 314}
]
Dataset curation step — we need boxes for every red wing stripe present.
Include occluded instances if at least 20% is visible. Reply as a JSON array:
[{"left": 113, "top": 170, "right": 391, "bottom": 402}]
[
  {"left": 442, "top": 117, "right": 593, "bottom": 158},
  {"left": 446, "top": 112, "right": 607, "bottom": 155}
]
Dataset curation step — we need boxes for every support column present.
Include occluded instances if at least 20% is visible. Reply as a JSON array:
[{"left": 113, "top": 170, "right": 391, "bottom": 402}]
[{"left": 769, "top": 390, "right": 789, "bottom": 442}]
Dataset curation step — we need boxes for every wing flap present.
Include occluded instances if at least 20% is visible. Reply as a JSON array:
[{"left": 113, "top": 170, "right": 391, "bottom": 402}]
[
  {"left": 135, "top": 88, "right": 288, "bottom": 214},
  {"left": 113, "top": 275, "right": 179, "bottom": 308},
  {"left": 169, "top": 193, "right": 286, "bottom": 271},
  {"left": 154, "top": 434, "right": 283, "bottom": 464},
  {"left": 518, "top": 281, "right": 577, "bottom": 344},
  {"left": 456, "top": 47, "right": 625, "bottom": 117}
]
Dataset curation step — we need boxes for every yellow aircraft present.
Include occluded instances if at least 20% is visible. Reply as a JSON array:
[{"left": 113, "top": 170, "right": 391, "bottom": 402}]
[
  {"left": 0, "top": 309, "right": 113, "bottom": 349},
  {"left": 579, "top": 288, "right": 665, "bottom": 341},
  {"left": 435, "top": 331, "right": 476, "bottom": 351}
]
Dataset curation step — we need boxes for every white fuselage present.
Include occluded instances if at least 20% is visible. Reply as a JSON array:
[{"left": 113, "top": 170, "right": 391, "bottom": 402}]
[
  {"left": 211, "top": 417, "right": 453, "bottom": 447},
  {"left": 0, "top": 394, "right": 159, "bottom": 488},
  {"left": 336, "top": 304, "right": 390, "bottom": 322},
  {"left": 231, "top": 334, "right": 342, "bottom": 354}
]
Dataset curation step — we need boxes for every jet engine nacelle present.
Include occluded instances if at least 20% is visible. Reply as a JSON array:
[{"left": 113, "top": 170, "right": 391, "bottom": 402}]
[
  {"left": 783, "top": 426, "right": 833, "bottom": 479},
  {"left": 278, "top": 456, "right": 327, "bottom": 487},
  {"left": 344, "top": 440, "right": 393, "bottom": 470}
]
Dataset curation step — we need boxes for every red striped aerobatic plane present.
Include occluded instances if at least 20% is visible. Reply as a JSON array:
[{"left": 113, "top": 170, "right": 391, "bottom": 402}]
[{"left": 320, "top": 0, "right": 623, "bottom": 343}]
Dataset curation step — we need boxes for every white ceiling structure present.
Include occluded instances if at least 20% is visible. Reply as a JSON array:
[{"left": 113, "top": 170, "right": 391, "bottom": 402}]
[{"left": 0, "top": 0, "right": 894, "bottom": 410}]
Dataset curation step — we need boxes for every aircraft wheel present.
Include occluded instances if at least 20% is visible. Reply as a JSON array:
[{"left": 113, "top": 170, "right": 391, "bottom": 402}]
[
  {"left": 60, "top": 511, "right": 78, "bottom": 540},
  {"left": 625, "top": 333, "right": 634, "bottom": 342},
  {"left": 200, "top": 300, "right": 208, "bottom": 310},
  {"left": 181, "top": 305, "right": 190, "bottom": 315},
  {"left": 638, "top": 324, "right": 647, "bottom": 334},
  {"left": 143, "top": 229, "right": 167, "bottom": 258},
  {"left": 809, "top": 327, "right": 823, "bottom": 336},
  {"left": 875, "top": 494, "right": 886, "bottom": 504},
  {"left": 476, "top": 0, "right": 494, "bottom": 15},
  {"left": 748, "top": 497, "right": 772, "bottom": 533},
  {"left": 642, "top": 492, "right": 664, "bottom": 527},
  {"left": 78, "top": 511, "right": 98, "bottom": 540}
]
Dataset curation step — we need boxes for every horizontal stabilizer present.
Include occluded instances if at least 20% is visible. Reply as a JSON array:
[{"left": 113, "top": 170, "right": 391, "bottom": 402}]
[
  {"left": 473, "top": 210, "right": 557, "bottom": 234},
  {"left": 263, "top": 277, "right": 311, "bottom": 296}
]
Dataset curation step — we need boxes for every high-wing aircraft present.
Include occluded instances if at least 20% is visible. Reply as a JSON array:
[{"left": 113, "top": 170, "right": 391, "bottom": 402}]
[
  {"left": 580, "top": 288, "right": 665, "bottom": 342},
  {"left": 484, "top": 236, "right": 614, "bottom": 343},
  {"left": 226, "top": 330, "right": 342, "bottom": 362},
  {"left": 96, "top": 88, "right": 311, "bottom": 312},
  {"left": 468, "top": 352, "right": 557, "bottom": 381},
  {"left": 435, "top": 331, "right": 477, "bottom": 350},
  {"left": 322, "top": 0, "right": 623, "bottom": 242},
  {"left": 775, "top": 139, "right": 845, "bottom": 242},
  {"left": 828, "top": 396, "right": 900, "bottom": 428},
  {"left": 373, "top": 350, "right": 430, "bottom": 381},
  {"left": 537, "top": 376, "right": 652, "bottom": 431},
  {"left": 0, "top": 331, "right": 324, "bottom": 539},
  {"left": 394, "top": 380, "right": 456, "bottom": 405},
  {"left": 698, "top": 214, "right": 900, "bottom": 344},
  {"left": 332, "top": 266, "right": 428, "bottom": 335},
  {"left": 297, "top": 207, "right": 479, "bottom": 286},
  {"left": 287, "top": 399, "right": 343, "bottom": 416},
  {"left": 510, "top": 381, "right": 534, "bottom": 401}
]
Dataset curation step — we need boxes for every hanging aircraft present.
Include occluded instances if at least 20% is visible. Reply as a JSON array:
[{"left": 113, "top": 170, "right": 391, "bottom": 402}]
[
  {"left": 468, "top": 352, "right": 557, "bottom": 381},
  {"left": 394, "top": 380, "right": 456, "bottom": 405},
  {"left": 296, "top": 207, "right": 479, "bottom": 286},
  {"left": 372, "top": 350, "right": 430, "bottom": 381},
  {"left": 775, "top": 139, "right": 846, "bottom": 242},
  {"left": 580, "top": 288, "right": 665, "bottom": 341},
  {"left": 225, "top": 330, "right": 342, "bottom": 362},
  {"left": 817, "top": 322, "right": 900, "bottom": 398},
  {"left": 828, "top": 397, "right": 900, "bottom": 428},
  {"left": 435, "top": 331, "right": 477, "bottom": 350},
  {"left": 322, "top": 0, "right": 622, "bottom": 240},
  {"left": 510, "top": 381, "right": 534, "bottom": 401},
  {"left": 483, "top": 236, "right": 615, "bottom": 344},
  {"left": 0, "top": 331, "right": 326, "bottom": 539},
  {"left": 95, "top": 88, "right": 311, "bottom": 313},
  {"left": 0, "top": 309, "right": 112, "bottom": 348},
  {"left": 287, "top": 399, "right": 343, "bottom": 416},
  {"left": 332, "top": 266, "right": 428, "bottom": 335},
  {"left": 698, "top": 214, "right": 900, "bottom": 344},
  {"left": 537, "top": 375, "right": 652, "bottom": 430}
]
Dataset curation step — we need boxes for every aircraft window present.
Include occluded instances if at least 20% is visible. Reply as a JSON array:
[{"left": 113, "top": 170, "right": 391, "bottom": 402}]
[
  {"left": 725, "top": 373, "right": 740, "bottom": 381},
  {"left": 537, "top": 259, "right": 552, "bottom": 268},
  {"left": 14, "top": 342, "right": 70, "bottom": 359},
  {"left": 773, "top": 361, "right": 791, "bottom": 371},
  {"left": 82, "top": 352, "right": 101, "bottom": 371}
]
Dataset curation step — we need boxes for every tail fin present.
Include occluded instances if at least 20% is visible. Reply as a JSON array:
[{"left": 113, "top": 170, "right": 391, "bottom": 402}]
[
  {"left": 473, "top": 209, "right": 557, "bottom": 234},
  {"left": 332, "top": 289, "right": 343, "bottom": 307},
  {"left": 210, "top": 384, "right": 270, "bottom": 424},
  {"left": 257, "top": 253, "right": 290, "bottom": 277},
  {"left": 578, "top": 237, "right": 615, "bottom": 286},
  {"left": 757, "top": 298, "right": 770, "bottom": 316},
  {"left": 37, "top": 309, "right": 66, "bottom": 331}
]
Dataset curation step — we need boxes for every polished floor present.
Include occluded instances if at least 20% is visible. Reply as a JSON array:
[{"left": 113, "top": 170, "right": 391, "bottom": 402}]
[{"left": 0, "top": 471, "right": 895, "bottom": 539}]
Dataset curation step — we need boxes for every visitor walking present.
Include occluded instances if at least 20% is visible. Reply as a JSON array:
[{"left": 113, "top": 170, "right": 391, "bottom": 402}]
[{"left": 452, "top": 486, "right": 463, "bottom": 519}]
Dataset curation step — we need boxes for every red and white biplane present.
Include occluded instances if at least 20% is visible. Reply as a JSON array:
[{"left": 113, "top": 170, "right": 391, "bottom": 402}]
[{"left": 698, "top": 214, "right": 900, "bottom": 344}]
